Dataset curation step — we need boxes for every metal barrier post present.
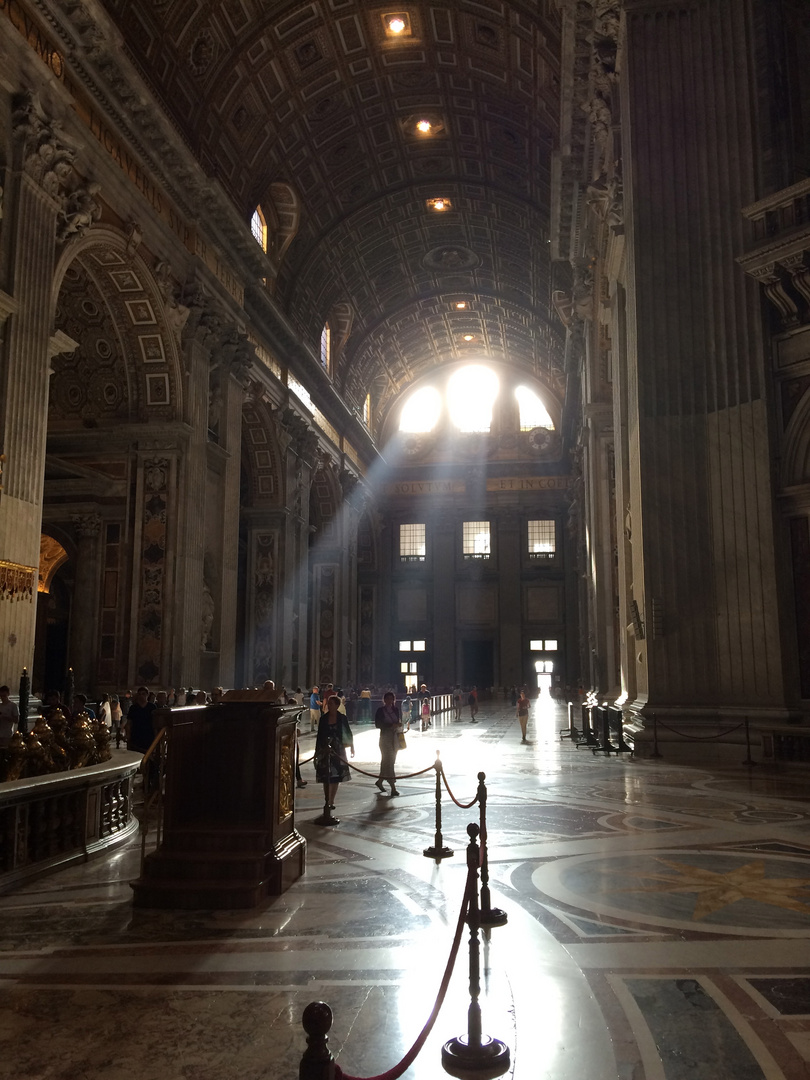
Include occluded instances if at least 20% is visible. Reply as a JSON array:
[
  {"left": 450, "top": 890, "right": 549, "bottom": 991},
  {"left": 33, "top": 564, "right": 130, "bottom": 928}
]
[
  {"left": 560, "top": 700, "right": 577, "bottom": 742},
  {"left": 299, "top": 1001, "right": 337, "bottom": 1080},
  {"left": 650, "top": 712, "right": 662, "bottom": 758},
  {"left": 442, "top": 824, "right": 510, "bottom": 1078},
  {"left": 585, "top": 703, "right": 600, "bottom": 747},
  {"left": 17, "top": 667, "right": 30, "bottom": 735},
  {"left": 424, "top": 752, "right": 454, "bottom": 861},
  {"left": 593, "top": 703, "right": 615, "bottom": 755},
  {"left": 476, "top": 772, "right": 507, "bottom": 928}
]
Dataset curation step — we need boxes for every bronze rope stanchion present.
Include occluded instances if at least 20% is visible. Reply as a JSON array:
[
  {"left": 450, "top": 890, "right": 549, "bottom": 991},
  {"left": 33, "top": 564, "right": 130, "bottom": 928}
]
[
  {"left": 17, "top": 666, "right": 30, "bottom": 736},
  {"left": 476, "top": 771, "right": 507, "bottom": 928},
  {"left": 424, "top": 752, "right": 454, "bottom": 861},
  {"left": 650, "top": 712, "right": 662, "bottom": 758},
  {"left": 299, "top": 861, "right": 476, "bottom": 1080},
  {"left": 299, "top": 1001, "right": 336, "bottom": 1080},
  {"left": 442, "top": 823, "right": 510, "bottom": 1078}
]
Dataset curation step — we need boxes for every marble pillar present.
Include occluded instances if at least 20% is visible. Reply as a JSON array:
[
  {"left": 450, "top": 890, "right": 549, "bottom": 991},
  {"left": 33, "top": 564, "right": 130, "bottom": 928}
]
[
  {"left": 496, "top": 511, "right": 522, "bottom": 687},
  {"left": 216, "top": 368, "right": 244, "bottom": 687},
  {"left": 432, "top": 515, "right": 455, "bottom": 686},
  {"left": 68, "top": 512, "right": 102, "bottom": 693},
  {"left": 621, "top": 0, "right": 785, "bottom": 721},
  {"left": 0, "top": 94, "right": 76, "bottom": 681}
]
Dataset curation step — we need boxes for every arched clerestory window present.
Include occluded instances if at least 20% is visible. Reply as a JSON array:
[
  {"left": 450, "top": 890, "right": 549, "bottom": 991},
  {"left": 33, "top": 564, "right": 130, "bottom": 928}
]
[
  {"left": 250, "top": 206, "right": 267, "bottom": 252},
  {"left": 320, "top": 322, "right": 332, "bottom": 373}
]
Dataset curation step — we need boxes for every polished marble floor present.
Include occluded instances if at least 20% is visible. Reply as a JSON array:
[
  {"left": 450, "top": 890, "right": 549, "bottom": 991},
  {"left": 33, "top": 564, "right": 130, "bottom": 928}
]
[{"left": 3, "top": 699, "right": 810, "bottom": 1080}]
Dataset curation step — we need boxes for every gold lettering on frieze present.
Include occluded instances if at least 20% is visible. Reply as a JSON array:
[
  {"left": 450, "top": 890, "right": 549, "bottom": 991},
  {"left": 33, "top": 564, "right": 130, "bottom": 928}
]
[
  {"left": 1, "top": 0, "right": 70, "bottom": 85},
  {"left": 485, "top": 477, "right": 572, "bottom": 492},
  {"left": 384, "top": 481, "right": 466, "bottom": 496}
]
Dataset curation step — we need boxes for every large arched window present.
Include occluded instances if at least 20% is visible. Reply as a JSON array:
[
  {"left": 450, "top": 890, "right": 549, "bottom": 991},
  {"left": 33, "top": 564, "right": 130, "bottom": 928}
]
[
  {"left": 251, "top": 207, "right": 267, "bottom": 252},
  {"left": 400, "top": 386, "right": 441, "bottom": 432},
  {"left": 515, "top": 385, "right": 554, "bottom": 431},
  {"left": 394, "top": 365, "right": 556, "bottom": 442},
  {"left": 447, "top": 366, "right": 499, "bottom": 432}
]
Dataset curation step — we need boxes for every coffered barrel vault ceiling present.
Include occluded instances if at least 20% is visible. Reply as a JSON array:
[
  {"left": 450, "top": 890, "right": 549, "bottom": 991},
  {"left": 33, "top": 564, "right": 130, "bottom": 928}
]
[{"left": 98, "top": 1, "right": 565, "bottom": 422}]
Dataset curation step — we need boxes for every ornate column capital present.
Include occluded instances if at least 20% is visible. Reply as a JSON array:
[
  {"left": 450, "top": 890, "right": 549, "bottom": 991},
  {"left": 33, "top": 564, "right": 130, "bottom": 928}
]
[
  {"left": 11, "top": 91, "right": 76, "bottom": 200},
  {"left": 71, "top": 512, "right": 103, "bottom": 539}
]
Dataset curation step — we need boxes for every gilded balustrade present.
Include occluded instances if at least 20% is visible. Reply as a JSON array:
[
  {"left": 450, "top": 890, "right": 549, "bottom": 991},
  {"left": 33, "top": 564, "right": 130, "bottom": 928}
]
[{"left": 0, "top": 708, "right": 112, "bottom": 783}]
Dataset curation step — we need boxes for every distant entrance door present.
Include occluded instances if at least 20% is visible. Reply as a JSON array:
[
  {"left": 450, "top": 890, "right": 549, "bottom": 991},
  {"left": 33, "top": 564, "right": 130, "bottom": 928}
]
[
  {"left": 462, "top": 640, "right": 494, "bottom": 689},
  {"left": 535, "top": 658, "right": 554, "bottom": 696}
]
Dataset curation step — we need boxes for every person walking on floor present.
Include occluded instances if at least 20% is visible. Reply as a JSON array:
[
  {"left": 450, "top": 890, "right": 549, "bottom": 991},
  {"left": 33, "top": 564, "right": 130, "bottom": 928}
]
[
  {"left": 374, "top": 690, "right": 402, "bottom": 796},
  {"left": 314, "top": 694, "right": 354, "bottom": 824},
  {"left": 309, "top": 686, "right": 321, "bottom": 732},
  {"left": 468, "top": 686, "right": 479, "bottom": 723},
  {"left": 516, "top": 689, "right": 530, "bottom": 743}
]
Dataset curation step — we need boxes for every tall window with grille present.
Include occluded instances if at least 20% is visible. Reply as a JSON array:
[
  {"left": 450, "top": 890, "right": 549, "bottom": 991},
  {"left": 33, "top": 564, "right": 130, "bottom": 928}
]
[
  {"left": 463, "top": 521, "right": 490, "bottom": 559},
  {"left": 320, "top": 323, "right": 331, "bottom": 372},
  {"left": 528, "top": 519, "right": 555, "bottom": 559},
  {"left": 251, "top": 207, "right": 267, "bottom": 251},
  {"left": 399, "top": 523, "right": 426, "bottom": 562}
]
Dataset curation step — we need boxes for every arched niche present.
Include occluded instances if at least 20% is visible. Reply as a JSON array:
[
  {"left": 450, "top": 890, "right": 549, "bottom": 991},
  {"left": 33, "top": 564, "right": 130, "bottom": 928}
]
[
  {"left": 50, "top": 228, "right": 184, "bottom": 425},
  {"left": 240, "top": 398, "right": 285, "bottom": 507}
]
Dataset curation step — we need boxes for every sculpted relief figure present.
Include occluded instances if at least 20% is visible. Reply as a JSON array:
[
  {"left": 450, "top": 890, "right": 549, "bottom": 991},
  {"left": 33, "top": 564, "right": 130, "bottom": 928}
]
[{"left": 56, "top": 183, "right": 102, "bottom": 242}]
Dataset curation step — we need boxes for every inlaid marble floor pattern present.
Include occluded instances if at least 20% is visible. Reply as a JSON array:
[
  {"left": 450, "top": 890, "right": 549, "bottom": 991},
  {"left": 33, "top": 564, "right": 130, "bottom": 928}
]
[{"left": 3, "top": 700, "right": 810, "bottom": 1079}]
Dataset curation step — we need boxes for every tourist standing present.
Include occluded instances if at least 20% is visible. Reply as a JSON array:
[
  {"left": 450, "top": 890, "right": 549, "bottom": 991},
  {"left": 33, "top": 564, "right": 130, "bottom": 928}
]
[
  {"left": 374, "top": 691, "right": 402, "bottom": 796},
  {"left": 126, "top": 685, "right": 157, "bottom": 753},
  {"left": 468, "top": 686, "right": 479, "bottom": 723},
  {"left": 309, "top": 686, "right": 321, "bottom": 732},
  {"left": 516, "top": 690, "right": 530, "bottom": 742},
  {"left": 314, "top": 694, "right": 354, "bottom": 824}
]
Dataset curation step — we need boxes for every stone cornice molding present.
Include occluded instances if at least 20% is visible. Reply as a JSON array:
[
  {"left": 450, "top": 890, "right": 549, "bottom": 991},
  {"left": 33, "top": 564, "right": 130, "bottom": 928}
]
[
  {"left": 551, "top": 2, "right": 623, "bottom": 261},
  {"left": 32, "top": 0, "right": 272, "bottom": 280},
  {"left": 0, "top": 291, "right": 20, "bottom": 324},
  {"left": 48, "top": 328, "right": 78, "bottom": 359}
]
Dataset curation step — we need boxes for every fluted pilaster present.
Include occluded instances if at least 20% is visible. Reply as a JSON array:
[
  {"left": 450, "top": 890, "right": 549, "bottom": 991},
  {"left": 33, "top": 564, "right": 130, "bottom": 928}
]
[
  {"left": 0, "top": 94, "right": 76, "bottom": 679},
  {"left": 68, "top": 513, "right": 102, "bottom": 692},
  {"left": 622, "top": 0, "right": 784, "bottom": 715}
]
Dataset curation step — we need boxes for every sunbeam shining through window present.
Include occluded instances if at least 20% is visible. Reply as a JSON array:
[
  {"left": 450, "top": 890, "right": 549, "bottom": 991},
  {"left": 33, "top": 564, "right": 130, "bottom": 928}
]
[
  {"left": 399, "top": 386, "right": 442, "bottom": 432},
  {"left": 448, "top": 366, "right": 498, "bottom": 432}
]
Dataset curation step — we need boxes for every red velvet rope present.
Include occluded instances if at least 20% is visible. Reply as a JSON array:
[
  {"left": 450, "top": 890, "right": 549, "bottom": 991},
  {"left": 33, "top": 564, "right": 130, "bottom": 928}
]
[
  {"left": 333, "top": 865, "right": 475, "bottom": 1080},
  {"left": 440, "top": 765, "right": 478, "bottom": 810}
]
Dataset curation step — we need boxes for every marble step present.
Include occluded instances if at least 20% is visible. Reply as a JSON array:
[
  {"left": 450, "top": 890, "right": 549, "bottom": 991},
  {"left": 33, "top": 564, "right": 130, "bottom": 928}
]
[
  {"left": 130, "top": 874, "right": 269, "bottom": 910},
  {"left": 141, "top": 848, "right": 271, "bottom": 883}
]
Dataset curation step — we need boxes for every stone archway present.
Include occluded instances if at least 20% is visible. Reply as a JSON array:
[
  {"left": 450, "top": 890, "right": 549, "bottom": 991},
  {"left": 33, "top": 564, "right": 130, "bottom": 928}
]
[{"left": 45, "top": 228, "right": 186, "bottom": 692}]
